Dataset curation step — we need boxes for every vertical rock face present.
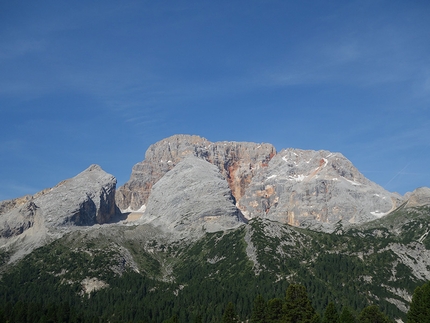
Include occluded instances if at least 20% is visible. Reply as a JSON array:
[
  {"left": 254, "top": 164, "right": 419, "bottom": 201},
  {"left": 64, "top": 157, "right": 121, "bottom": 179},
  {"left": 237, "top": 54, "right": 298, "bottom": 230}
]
[
  {"left": 0, "top": 164, "right": 119, "bottom": 238},
  {"left": 116, "top": 134, "right": 276, "bottom": 210},
  {"left": 144, "top": 156, "right": 245, "bottom": 237},
  {"left": 115, "top": 135, "right": 211, "bottom": 211},
  {"left": 237, "top": 149, "right": 402, "bottom": 226},
  {"left": 117, "top": 135, "right": 411, "bottom": 229}
]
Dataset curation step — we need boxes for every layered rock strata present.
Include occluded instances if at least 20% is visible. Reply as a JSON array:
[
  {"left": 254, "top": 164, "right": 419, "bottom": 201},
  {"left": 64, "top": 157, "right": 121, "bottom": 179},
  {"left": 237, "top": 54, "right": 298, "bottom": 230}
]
[
  {"left": 116, "top": 134, "right": 276, "bottom": 210},
  {"left": 0, "top": 164, "right": 119, "bottom": 239},
  {"left": 144, "top": 156, "right": 245, "bottom": 237},
  {"left": 237, "top": 149, "right": 402, "bottom": 225}
]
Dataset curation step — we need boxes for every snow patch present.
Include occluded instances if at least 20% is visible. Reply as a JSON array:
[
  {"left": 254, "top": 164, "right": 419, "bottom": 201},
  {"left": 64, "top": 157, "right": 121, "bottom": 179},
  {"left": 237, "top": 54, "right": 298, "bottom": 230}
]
[
  {"left": 322, "top": 158, "right": 328, "bottom": 168},
  {"left": 289, "top": 174, "right": 305, "bottom": 182},
  {"left": 122, "top": 205, "right": 146, "bottom": 213},
  {"left": 266, "top": 175, "right": 277, "bottom": 180},
  {"left": 370, "top": 211, "right": 388, "bottom": 217},
  {"left": 343, "top": 178, "right": 362, "bottom": 186}
]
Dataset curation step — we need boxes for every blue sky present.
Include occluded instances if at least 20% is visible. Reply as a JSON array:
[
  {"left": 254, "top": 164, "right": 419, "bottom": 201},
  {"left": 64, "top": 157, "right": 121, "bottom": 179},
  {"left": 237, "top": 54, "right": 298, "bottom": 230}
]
[{"left": 1, "top": 0, "right": 429, "bottom": 200}]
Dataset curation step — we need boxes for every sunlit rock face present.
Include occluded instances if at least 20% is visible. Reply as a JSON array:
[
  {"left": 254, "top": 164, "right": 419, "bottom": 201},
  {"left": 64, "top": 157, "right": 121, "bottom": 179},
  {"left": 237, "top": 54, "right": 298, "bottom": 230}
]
[
  {"left": 404, "top": 187, "right": 430, "bottom": 207},
  {"left": 115, "top": 134, "right": 276, "bottom": 211},
  {"left": 0, "top": 164, "right": 119, "bottom": 238},
  {"left": 237, "top": 149, "right": 402, "bottom": 227},
  {"left": 144, "top": 156, "right": 245, "bottom": 238},
  {"left": 117, "top": 135, "right": 409, "bottom": 230}
]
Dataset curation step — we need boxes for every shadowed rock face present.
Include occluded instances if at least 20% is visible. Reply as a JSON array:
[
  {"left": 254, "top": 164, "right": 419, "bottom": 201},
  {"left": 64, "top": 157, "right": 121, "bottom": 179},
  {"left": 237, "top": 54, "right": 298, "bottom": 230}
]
[
  {"left": 116, "top": 134, "right": 276, "bottom": 210},
  {"left": 0, "top": 164, "right": 119, "bottom": 238},
  {"left": 144, "top": 156, "right": 245, "bottom": 238},
  {"left": 237, "top": 149, "right": 402, "bottom": 226}
]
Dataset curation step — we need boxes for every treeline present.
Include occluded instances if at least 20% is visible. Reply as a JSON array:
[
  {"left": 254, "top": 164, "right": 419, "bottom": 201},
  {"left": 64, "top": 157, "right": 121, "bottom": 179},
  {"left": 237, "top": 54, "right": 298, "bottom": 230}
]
[
  {"left": 220, "top": 284, "right": 391, "bottom": 323},
  {"left": 218, "top": 282, "right": 430, "bottom": 323},
  {"left": 1, "top": 282, "right": 429, "bottom": 322}
]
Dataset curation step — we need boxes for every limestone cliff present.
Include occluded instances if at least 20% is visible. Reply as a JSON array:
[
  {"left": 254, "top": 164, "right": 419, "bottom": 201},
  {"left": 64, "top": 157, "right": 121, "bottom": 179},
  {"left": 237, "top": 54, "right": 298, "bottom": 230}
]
[
  {"left": 404, "top": 187, "right": 430, "bottom": 207},
  {"left": 117, "top": 135, "right": 413, "bottom": 230},
  {"left": 116, "top": 134, "right": 276, "bottom": 210},
  {"left": 143, "top": 156, "right": 245, "bottom": 239},
  {"left": 237, "top": 149, "right": 402, "bottom": 227},
  {"left": 0, "top": 164, "right": 119, "bottom": 239}
]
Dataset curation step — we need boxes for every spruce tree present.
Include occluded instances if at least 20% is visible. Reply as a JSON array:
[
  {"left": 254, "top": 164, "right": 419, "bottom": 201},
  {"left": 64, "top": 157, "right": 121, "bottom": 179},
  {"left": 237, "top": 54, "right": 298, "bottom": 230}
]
[
  {"left": 222, "top": 302, "right": 239, "bottom": 323},
  {"left": 407, "top": 281, "right": 430, "bottom": 323},
  {"left": 311, "top": 313, "right": 321, "bottom": 323},
  {"left": 358, "top": 305, "right": 390, "bottom": 323},
  {"left": 251, "top": 294, "right": 267, "bottom": 323},
  {"left": 267, "top": 298, "right": 283, "bottom": 323},
  {"left": 340, "top": 306, "right": 356, "bottom": 323},
  {"left": 322, "top": 302, "right": 340, "bottom": 323},
  {"left": 282, "top": 284, "right": 316, "bottom": 323}
]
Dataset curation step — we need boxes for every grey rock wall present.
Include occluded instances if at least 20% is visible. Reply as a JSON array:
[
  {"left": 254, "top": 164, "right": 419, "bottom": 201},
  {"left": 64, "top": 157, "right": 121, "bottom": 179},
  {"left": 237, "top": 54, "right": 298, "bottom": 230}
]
[
  {"left": 0, "top": 164, "right": 119, "bottom": 239},
  {"left": 116, "top": 134, "right": 276, "bottom": 210},
  {"left": 237, "top": 149, "right": 402, "bottom": 227},
  {"left": 144, "top": 156, "right": 245, "bottom": 238},
  {"left": 405, "top": 187, "right": 430, "bottom": 207}
]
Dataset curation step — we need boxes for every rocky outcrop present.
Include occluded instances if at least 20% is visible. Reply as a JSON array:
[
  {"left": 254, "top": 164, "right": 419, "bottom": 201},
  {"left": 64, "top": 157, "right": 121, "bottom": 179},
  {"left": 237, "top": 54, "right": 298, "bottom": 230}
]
[
  {"left": 405, "top": 187, "right": 430, "bottom": 208},
  {"left": 237, "top": 149, "right": 402, "bottom": 227},
  {"left": 117, "top": 135, "right": 418, "bottom": 230},
  {"left": 143, "top": 156, "right": 245, "bottom": 238},
  {"left": 0, "top": 164, "right": 119, "bottom": 239},
  {"left": 116, "top": 134, "right": 276, "bottom": 210}
]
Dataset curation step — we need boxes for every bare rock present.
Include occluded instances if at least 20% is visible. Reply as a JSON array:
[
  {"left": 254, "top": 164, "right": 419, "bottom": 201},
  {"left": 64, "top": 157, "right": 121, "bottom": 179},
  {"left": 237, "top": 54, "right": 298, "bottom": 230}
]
[
  {"left": 116, "top": 134, "right": 275, "bottom": 210},
  {"left": 238, "top": 149, "right": 402, "bottom": 228},
  {"left": 143, "top": 156, "right": 245, "bottom": 238},
  {"left": 0, "top": 164, "right": 119, "bottom": 239},
  {"left": 116, "top": 135, "right": 210, "bottom": 211},
  {"left": 405, "top": 187, "right": 430, "bottom": 207}
]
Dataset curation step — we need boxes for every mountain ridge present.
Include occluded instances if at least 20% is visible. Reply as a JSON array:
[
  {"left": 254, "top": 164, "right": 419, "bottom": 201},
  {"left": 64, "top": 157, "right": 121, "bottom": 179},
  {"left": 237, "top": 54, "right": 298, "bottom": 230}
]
[{"left": 1, "top": 134, "right": 430, "bottom": 322}]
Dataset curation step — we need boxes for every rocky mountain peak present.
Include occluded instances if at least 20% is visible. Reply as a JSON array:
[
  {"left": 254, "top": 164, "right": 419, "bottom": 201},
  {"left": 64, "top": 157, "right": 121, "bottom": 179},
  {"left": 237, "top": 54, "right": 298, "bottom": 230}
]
[
  {"left": 0, "top": 164, "right": 119, "bottom": 239},
  {"left": 116, "top": 135, "right": 415, "bottom": 230},
  {"left": 116, "top": 134, "right": 276, "bottom": 210},
  {"left": 405, "top": 187, "right": 430, "bottom": 207},
  {"left": 238, "top": 148, "right": 402, "bottom": 228},
  {"left": 143, "top": 155, "right": 245, "bottom": 239}
]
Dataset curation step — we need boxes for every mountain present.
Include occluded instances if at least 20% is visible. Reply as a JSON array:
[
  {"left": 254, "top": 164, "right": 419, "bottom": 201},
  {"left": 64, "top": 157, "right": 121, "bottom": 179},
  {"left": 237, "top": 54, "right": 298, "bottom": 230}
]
[
  {"left": 117, "top": 134, "right": 403, "bottom": 232},
  {"left": 116, "top": 134, "right": 276, "bottom": 212},
  {"left": 0, "top": 164, "right": 120, "bottom": 261},
  {"left": 1, "top": 134, "right": 430, "bottom": 322}
]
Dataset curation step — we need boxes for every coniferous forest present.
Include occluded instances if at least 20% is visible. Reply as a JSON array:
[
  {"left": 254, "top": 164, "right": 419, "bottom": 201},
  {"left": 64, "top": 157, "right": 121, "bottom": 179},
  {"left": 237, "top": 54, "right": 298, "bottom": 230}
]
[{"left": 1, "top": 209, "right": 430, "bottom": 322}]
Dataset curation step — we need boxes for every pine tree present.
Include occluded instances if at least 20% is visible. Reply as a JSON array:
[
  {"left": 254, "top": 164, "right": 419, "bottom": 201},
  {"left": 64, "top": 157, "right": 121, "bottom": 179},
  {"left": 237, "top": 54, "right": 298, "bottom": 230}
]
[
  {"left": 163, "top": 314, "right": 179, "bottom": 323},
  {"left": 267, "top": 298, "right": 283, "bottom": 323},
  {"left": 322, "top": 302, "right": 340, "bottom": 323},
  {"left": 251, "top": 294, "right": 267, "bottom": 323},
  {"left": 311, "top": 313, "right": 321, "bottom": 323},
  {"left": 358, "top": 305, "right": 390, "bottom": 323},
  {"left": 282, "top": 284, "right": 316, "bottom": 323},
  {"left": 340, "top": 306, "right": 356, "bottom": 323},
  {"left": 222, "top": 302, "right": 239, "bottom": 323},
  {"left": 407, "top": 281, "right": 430, "bottom": 323}
]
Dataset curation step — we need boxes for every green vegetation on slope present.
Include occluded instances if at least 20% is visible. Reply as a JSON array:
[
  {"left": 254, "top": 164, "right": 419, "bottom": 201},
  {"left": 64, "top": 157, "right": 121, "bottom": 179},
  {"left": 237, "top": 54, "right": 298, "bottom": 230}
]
[{"left": 0, "top": 206, "right": 429, "bottom": 322}]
